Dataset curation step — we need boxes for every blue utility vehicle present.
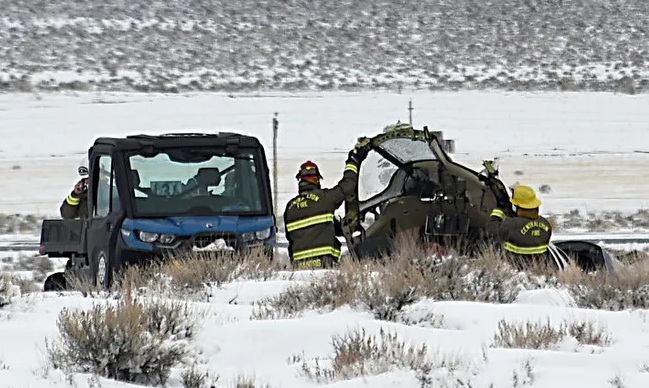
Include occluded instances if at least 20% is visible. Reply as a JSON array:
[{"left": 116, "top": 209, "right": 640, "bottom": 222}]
[{"left": 40, "top": 132, "right": 276, "bottom": 291}]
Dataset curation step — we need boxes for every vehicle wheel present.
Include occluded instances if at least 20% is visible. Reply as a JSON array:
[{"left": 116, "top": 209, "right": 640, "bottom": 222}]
[
  {"left": 43, "top": 272, "right": 68, "bottom": 292},
  {"left": 95, "top": 251, "right": 113, "bottom": 291}
]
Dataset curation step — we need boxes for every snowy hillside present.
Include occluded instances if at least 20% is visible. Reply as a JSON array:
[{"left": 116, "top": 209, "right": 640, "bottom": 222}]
[{"left": 1, "top": 0, "right": 648, "bottom": 93}]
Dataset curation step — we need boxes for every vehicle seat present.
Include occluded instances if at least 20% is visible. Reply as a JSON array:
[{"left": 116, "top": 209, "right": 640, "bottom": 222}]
[
  {"left": 403, "top": 167, "right": 438, "bottom": 197},
  {"left": 195, "top": 167, "right": 221, "bottom": 186}
]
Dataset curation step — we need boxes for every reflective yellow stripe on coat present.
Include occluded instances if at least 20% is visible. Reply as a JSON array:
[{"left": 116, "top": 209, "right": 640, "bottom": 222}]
[
  {"left": 344, "top": 163, "right": 358, "bottom": 174},
  {"left": 285, "top": 213, "right": 334, "bottom": 232},
  {"left": 490, "top": 208, "right": 506, "bottom": 219},
  {"left": 293, "top": 246, "right": 341, "bottom": 261},
  {"left": 66, "top": 194, "right": 80, "bottom": 206},
  {"left": 503, "top": 242, "right": 548, "bottom": 255}
]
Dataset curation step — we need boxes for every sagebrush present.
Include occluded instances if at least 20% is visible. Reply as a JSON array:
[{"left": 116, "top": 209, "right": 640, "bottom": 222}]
[
  {"left": 300, "top": 327, "right": 436, "bottom": 383},
  {"left": 0, "top": 273, "right": 21, "bottom": 307},
  {"left": 560, "top": 260, "right": 649, "bottom": 310},
  {"left": 492, "top": 318, "right": 613, "bottom": 350},
  {"left": 68, "top": 247, "right": 281, "bottom": 299},
  {"left": 46, "top": 293, "right": 204, "bottom": 386},
  {"left": 252, "top": 233, "right": 551, "bottom": 321}
]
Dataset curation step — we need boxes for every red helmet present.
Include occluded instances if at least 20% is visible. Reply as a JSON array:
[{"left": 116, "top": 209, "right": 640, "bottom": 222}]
[{"left": 296, "top": 160, "right": 323, "bottom": 182}]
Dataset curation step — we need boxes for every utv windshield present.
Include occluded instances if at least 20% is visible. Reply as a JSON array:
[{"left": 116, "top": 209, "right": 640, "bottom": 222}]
[
  {"left": 127, "top": 147, "right": 268, "bottom": 216},
  {"left": 378, "top": 138, "right": 438, "bottom": 164}
]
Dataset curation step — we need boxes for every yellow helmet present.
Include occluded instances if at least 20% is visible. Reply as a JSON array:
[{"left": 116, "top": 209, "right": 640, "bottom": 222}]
[{"left": 511, "top": 184, "right": 542, "bottom": 209}]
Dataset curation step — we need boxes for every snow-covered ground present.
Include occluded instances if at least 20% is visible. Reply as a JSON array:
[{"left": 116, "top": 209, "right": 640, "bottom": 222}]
[
  {"left": 2, "top": 270, "right": 649, "bottom": 388},
  {"left": 0, "top": 0, "right": 648, "bottom": 92}
]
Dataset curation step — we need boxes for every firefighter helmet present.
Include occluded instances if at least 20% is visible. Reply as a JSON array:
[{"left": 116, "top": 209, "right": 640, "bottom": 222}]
[
  {"left": 78, "top": 155, "right": 89, "bottom": 177},
  {"left": 511, "top": 184, "right": 542, "bottom": 209},
  {"left": 296, "top": 160, "right": 323, "bottom": 182}
]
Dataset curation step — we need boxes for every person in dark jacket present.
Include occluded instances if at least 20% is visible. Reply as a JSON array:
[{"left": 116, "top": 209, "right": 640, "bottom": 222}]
[
  {"left": 60, "top": 158, "right": 89, "bottom": 219},
  {"left": 283, "top": 142, "right": 369, "bottom": 268},
  {"left": 487, "top": 184, "right": 553, "bottom": 270}
]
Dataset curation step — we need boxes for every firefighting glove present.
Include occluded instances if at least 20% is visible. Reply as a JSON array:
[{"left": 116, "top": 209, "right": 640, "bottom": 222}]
[
  {"left": 482, "top": 159, "right": 499, "bottom": 177},
  {"left": 496, "top": 193, "right": 511, "bottom": 211},
  {"left": 73, "top": 178, "right": 88, "bottom": 196},
  {"left": 348, "top": 137, "right": 371, "bottom": 165},
  {"left": 334, "top": 216, "right": 344, "bottom": 237}
]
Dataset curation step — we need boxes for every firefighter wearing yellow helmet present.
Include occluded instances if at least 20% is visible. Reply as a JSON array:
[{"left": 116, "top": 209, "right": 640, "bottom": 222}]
[{"left": 487, "top": 184, "right": 552, "bottom": 269}]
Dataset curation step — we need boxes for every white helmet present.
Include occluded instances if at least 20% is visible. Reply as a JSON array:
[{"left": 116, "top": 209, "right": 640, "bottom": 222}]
[{"left": 78, "top": 155, "right": 89, "bottom": 177}]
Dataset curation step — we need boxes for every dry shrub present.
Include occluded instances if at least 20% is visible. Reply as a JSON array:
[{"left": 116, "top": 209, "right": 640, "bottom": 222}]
[
  {"left": 82, "top": 247, "right": 282, "bottom": 299},
  {"left": 251, "top": 259, "right": 367, "bottom": 320},
  {"left": 512, "top": 358, "right": 536, "bottom": 387},
  {"left": 180, "top": 362, "right": 220, "bottom": 388},
  {"left": 155, "top": 247, "right": 278, "bottom": 288},
  {"left": 231, "top": 374, "right": 273, "bottom": 388},
  {"left": 46, "top": 292, "right": 204, "bottom": 386},
  {"left": 492, "top": 319, "right": 567, "bottom": 350},
  {"left": 0, "top": 273, "right": 21, "bottom": 307},
  {"left": 252, "top": 233, "right": 546, "bottom": 321},
  {"left": 559, "top": 260, "right": 649, "bottom": 310},
  {"left": 300, "top": 327, "right": 441, "bottom": 384},
  {"left": 12, "top": 254, "right": 54, "bottom": 283},
  {"left": 492, "top": 318, "right": 613, "bottom": 350},
  {"left": 566, "top": 320, "right": 613, "bottom": 346}
]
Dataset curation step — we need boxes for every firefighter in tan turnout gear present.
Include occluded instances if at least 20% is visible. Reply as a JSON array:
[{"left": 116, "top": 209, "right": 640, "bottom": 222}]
[
  {"left": 60, "top": 157, "right": 90, "bottom": 219},
  {"left": 283, "top": 142, "right": 369, "bottom": 268},
  {"left": 487, "top": 184, "right": 553, "bottom": 269}
]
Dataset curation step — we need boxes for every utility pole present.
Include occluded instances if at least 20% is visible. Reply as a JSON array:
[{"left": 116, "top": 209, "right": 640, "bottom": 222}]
[
  {"left": 271, "top": 113, "right": 279, "bottom": 261},
  {"left": 408, "top": 100, "right": 413, "bottom": 125},
  {"left": 272, "top": 113, "right": 278, "bottom": 219}
]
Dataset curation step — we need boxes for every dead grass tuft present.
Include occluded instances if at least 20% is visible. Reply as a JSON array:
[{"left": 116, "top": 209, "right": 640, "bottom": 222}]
[
  {"left": 559, "top": 260, "right": 649, "bottom": 310},
  {"left": 154, "top": 247, "right": 278, "bottom": 289},
  {"left": 12, "top": 254, "right": 54, "bottom": 283},
  {"left": 492, "top": 319, "right": 567, "bottom": 350},
  {"left": 251, "top": 259, "right": 367, "bottom": 320},
  {"left": 300, "top": 327, "right": 443, "bottom": 384},
  {"left": 0, "top": 273, "right": 21, "bottom": 307},
  {"left": 45, "top": 290, "right": 205, "bottom": 386},
  {"left": 512, "top": 358, "right": 536, "bottom": 387},
  {"left": 252, "top": 232, "right": 545, "bottom": 321},
  {"left": 565, "top": 320, "right": 614, "bottom": 346},
  {"left": 492, "top": 318, "right": 614, "bottom": 350},
  {"left": 180, "top": 362, "right": 220, "bottom": 388},
  {"left": 231, "top": 374, "right": 273, "bottom": 388},
  {"left": 67, "top": 247, "right": 281, "bottom": 299}
]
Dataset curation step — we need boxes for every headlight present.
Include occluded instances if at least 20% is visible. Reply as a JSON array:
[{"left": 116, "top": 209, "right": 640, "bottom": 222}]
[
  {"left": 241, "top": 228, "right": 272, "bottom": 242},
  {"left": 255, "top": 227, "right": 272, "bottom": 240},
  {"left": 138, "top": 231, "right": 159, "bottom": 243},
  {"left": 158, "top": 234, "right": 176, "bottom": 244},
  {"left": 241, "top": 232, "right": 255, "bottom": 242}
]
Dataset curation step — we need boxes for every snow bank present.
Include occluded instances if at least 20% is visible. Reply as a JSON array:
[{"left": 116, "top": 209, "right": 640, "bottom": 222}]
[{"left": 2, "top": 271, "right": 649, "bottom": 388}]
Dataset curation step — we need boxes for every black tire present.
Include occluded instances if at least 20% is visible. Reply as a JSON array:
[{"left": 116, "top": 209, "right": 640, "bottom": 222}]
[
  {"left": 43, "top": 272, "right": 68, "bottom": 292},
  {"left": 94, "top": 250, "right": 113, "bottom": 291}
]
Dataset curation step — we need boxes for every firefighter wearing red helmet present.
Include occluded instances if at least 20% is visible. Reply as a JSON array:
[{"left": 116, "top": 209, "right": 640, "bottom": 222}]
[{"left": 283, "top": 141, "right": 369, "bottom": 268}]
